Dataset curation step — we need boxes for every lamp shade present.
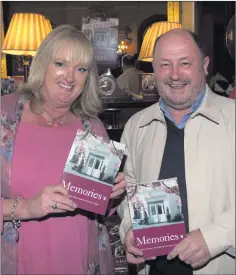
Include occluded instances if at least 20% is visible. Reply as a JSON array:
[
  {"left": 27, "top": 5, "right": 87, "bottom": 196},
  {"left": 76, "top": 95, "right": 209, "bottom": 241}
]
[
  {"left": 44, "top": 18, "right": 53, "bottom": 33},
  {"left": 138, "top": 21, "right": 182, "bottom": 62},
  {"left": 2, "top": 13, "right": 50, "bottom": 56}
]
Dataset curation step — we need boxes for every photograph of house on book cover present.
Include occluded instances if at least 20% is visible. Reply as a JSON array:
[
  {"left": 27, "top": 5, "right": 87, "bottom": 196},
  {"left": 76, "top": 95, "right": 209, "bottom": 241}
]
[
  {"left": 61, "top": 129, "right": 125, "bottom": 215},
  {"left": 127, "top": 178, "right": 186, "bottom": 258}
]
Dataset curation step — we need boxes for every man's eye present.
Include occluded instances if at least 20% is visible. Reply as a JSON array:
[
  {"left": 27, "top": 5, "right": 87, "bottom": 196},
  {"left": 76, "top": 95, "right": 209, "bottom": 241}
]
[
  {"left": 55, "top": 62, "right": 63, "bottom": 67},
  {"left": 182, "top": 62, "right": 191, "bottom": 66},
  {"left": 161, "top": 64, "right": 169, "bottom": 68}
]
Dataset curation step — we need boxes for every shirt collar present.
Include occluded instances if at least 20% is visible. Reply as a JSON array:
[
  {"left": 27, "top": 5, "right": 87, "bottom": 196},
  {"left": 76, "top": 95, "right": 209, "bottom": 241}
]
[{"left": 138, "top": 85, "right": 220, "bottom": 128}]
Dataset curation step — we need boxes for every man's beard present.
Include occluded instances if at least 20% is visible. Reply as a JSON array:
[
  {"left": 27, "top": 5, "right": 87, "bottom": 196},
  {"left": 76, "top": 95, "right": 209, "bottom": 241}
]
[
  {"left": 163, "top": 97, "right": 192, "bottom": 110},
  {"left": 156, "top": 80, "right": 205, "bottom": 110}
]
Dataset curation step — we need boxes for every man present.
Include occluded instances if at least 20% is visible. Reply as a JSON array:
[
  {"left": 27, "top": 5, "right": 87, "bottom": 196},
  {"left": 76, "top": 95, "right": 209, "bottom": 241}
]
[
  {"left": 117, "top": 29, "right": 235, "bottom": 275},
  {"left": 116, "top": 53, "right": 142, "bottom": 95}
]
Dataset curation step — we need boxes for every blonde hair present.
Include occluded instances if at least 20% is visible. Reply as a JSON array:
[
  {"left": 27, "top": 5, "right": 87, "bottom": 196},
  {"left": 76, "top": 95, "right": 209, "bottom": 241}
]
[{"left": 20, "top": 24, "right": 102, "bottom": 118}]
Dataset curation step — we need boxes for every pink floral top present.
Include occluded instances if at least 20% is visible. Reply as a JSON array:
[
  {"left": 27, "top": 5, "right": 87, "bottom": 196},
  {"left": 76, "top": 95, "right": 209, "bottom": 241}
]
[{"left": 1, "top": 92, "right": 115, "bottom": 275}]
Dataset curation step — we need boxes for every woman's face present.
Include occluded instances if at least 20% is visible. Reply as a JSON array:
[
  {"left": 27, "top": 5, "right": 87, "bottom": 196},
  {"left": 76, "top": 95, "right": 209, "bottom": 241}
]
[{"left": 41, "top": 42, "right": 89, "bottom": 108}]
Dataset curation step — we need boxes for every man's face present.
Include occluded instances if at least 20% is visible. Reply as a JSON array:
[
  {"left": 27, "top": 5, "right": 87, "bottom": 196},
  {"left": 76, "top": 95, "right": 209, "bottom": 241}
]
[{"left": 152, "top": 31, "right": 209, "bottom": 110}]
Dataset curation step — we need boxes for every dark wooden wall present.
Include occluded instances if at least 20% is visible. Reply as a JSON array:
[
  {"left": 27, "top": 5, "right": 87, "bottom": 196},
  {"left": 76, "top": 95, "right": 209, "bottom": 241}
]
[{"left": 197, "top": 1, "right": 235, "bottom": 82}]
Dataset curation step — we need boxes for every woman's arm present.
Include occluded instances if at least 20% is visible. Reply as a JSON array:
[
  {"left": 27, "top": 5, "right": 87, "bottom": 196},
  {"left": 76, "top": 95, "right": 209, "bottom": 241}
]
[
  {"left": 1, "top": 185, "right": 77, "bottom": 225},
  {"left": 2, "top": 198, "right": 31, "bottom": 221}
]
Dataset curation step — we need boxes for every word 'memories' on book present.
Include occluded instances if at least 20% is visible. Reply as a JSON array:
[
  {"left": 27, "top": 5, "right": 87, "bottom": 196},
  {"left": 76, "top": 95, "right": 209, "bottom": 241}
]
[
  {"left": 60, "top": 129, "right": 125, "bottom": 215},
  {"left": 127, "top": 178, "right": 186, "bottom": 259}
]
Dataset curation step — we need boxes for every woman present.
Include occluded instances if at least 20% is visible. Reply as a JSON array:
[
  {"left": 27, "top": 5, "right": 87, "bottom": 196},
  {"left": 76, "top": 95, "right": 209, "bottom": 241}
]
[{"left": 1, "top": 25, "right": 127, "bottom": 275}]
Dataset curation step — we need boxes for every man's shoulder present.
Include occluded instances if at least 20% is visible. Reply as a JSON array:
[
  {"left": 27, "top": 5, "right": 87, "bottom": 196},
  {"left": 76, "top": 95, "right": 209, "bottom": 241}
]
[
  {"left": 213, "top": 92, "right": 235, "bottom": 105},
  {"left": 213, "top": 93, "right": 235, "bottom": 117}
]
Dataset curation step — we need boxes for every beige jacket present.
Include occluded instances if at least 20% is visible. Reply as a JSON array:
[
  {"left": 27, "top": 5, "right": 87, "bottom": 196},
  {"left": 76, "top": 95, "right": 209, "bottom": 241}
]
[{"left": 117, "top": 85, "right": 235, "bottom": 274}]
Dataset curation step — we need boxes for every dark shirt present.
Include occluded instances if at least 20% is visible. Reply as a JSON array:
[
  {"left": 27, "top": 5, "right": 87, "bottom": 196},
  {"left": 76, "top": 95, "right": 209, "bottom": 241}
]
[{"left": 149, "top": 117, "right": 193, "bottom": 275}]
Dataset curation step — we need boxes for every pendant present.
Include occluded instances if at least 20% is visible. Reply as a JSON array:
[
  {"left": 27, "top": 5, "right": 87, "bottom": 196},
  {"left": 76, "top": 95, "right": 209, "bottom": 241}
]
[{"left": 46, "top": 120, "right": 63, "bottom": 128}]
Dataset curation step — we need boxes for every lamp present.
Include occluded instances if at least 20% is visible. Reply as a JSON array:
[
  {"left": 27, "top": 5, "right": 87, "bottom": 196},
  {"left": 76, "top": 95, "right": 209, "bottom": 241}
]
[
  {"left": 1, "top": 10, "right": 7, "bottom": 78},
  {"left": 2, "top": 13, "right": 51, "bottom": 82},
  {"left": 138, "top": 21, "right": 182, "bottom": 62},
  {"left": 44, "top": 18, "right": 53, "bottom": 33},
  {"left": 117, "top": 40, "right": 128, "bottom": 54},
  {"left": 167, "top": 1, "right": 180, "bottom": 23}
]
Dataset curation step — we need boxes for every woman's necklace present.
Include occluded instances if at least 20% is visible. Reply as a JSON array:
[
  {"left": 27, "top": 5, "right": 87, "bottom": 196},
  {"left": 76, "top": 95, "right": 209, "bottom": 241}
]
[{"left": 41, "top": 109, "right": 71, "bottom": 128}]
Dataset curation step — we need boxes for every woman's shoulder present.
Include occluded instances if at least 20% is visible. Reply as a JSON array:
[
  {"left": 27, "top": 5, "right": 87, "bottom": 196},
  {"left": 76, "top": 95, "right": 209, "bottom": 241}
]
[{"left": 1, "top": 92, "right": 23, "bottom": 113}]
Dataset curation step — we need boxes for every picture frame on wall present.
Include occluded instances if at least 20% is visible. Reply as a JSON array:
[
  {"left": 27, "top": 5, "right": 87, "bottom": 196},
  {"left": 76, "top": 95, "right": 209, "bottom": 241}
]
[
  {"left": 1, "top": 78, "right": 15, "bottom": 96},
  {"left": 1, "top": 76, "right": 24, "bottom": 96},
  {"left": 139, "top": 73, "right": 158, "bottom": 98}
]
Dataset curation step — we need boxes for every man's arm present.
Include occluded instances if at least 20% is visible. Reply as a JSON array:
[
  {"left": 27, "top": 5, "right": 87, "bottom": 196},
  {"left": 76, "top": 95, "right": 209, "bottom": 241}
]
[
  {"left": 200, "top": 207, "right": 235, "bottom": 258},
  {"left": 201, "top": 127, "right": 235, "bottom": 258},
  {"left": 117, "top": 120, "right": 135, "bottom": 243},
  {"left": 168, "top": 116, "right": 235, "bottom": 266},
  {"left": 117, "top": 196, "right": 132, "bottom": 244}
]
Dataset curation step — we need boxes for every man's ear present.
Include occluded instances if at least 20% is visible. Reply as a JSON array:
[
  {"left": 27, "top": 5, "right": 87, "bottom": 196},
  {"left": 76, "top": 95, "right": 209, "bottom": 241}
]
[{"left": 203, "top": 56, "right": 210, "bottom": 76}]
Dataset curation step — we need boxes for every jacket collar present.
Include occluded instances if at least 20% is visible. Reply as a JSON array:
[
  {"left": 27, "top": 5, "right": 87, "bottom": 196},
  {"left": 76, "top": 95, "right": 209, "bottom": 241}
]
[
  {"left": 139, "top": 85, "right": 220, "bottom": 127},
  {"left": 190, "top": 85, "right": 220, "bottom": 124}
]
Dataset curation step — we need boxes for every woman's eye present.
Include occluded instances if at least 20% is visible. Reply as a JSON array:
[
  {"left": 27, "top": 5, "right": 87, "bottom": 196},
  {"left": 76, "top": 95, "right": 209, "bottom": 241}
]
[
  {"left": 55, "top": 62, "right": 64, "bottom": 67},
  {"left": 77, "top": 67, "right": 88, "bottom": 73}
]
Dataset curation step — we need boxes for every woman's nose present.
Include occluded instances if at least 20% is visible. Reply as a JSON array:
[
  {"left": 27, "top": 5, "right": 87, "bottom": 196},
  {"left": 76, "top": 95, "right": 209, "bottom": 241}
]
[{"left": 65, "top": 68, "right": 74, "bottom": 83}]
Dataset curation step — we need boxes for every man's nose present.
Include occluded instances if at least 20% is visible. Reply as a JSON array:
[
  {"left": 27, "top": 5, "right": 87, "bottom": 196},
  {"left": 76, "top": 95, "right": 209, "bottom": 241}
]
[{"left": 169, "top": 65, "right": 180, "bottom": 81}]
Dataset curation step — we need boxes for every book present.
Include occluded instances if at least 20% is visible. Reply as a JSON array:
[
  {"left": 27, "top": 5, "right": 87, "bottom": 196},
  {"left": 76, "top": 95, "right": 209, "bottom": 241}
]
[
  {"left": 127, "top": 178, "right": 186, "bottom": 259},
  {"left": 105, "top": 215, "right": 129, "bottom": 274},
  {"left": 60, "top": 129, "right": 125, "bottom": 215},
  {"left": 105, "top": 214, "right": 144, "bottom": 275}
]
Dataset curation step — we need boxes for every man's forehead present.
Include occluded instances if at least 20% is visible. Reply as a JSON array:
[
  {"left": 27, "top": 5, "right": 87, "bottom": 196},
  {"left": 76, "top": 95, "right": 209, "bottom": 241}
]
[
  {"left": 159, "top": 33, "right": 194, "bottom": 49},
  {"left": 159, "top": 29, "right": 192, "bottom": 42},
  {"left": 154, "top": 35, "right": 200, "bottom": 60}
]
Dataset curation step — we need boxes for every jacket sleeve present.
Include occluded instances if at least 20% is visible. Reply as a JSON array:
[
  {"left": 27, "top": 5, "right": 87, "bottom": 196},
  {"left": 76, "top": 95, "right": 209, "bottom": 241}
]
[
  {"left": 199, "top": 199, "right": 235, "bottom": 258},
  {"left": 117, "top": 120, "right": 135, "bottom": 243},
  {"left": 199, "top": 113, "right": 235, "bottom": 258}
]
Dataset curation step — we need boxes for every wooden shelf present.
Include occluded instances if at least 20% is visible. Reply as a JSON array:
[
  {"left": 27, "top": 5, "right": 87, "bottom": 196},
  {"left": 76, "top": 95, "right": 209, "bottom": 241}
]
[
  {"left": 100, "top": 96, "right": 160, "bottom": 142},
  {"left": 102, "top": 97, "right": 159, "bottom": 109}
]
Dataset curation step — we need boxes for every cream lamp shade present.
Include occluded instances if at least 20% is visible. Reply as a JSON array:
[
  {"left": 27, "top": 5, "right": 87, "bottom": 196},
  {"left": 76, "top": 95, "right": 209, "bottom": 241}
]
[
  {"left": 2, "top": 13, "right": 51, "bottom": 56},
  {"left": 138, "top": 21, "right": 182, "bottom": 62}
]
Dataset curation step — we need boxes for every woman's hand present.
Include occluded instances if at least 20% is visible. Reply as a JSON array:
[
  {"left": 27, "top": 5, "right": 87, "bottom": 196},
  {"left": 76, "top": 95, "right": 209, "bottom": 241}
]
[
  {"left": 110, "top": 172, "right": 127, "bottom": 199},
  {"left": 25, "top": 184, "right": 77, "bottom": 219}
]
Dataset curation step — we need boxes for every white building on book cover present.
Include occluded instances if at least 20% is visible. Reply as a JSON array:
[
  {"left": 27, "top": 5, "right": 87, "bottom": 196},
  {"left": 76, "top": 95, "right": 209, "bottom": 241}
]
[
  {"left": 127, "top": 178, "right": 186, "bottom": 258},
  {"left": 61, "top": 129, "right": 125, "bottom": 215},
  {"left": 64, "top": 130, "right": 125, "bottom": 186}
]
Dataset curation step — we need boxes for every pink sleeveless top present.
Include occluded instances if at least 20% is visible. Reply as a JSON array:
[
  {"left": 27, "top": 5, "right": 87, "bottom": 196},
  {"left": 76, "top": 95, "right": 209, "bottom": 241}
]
[{"left": 11, "top": 121, "right": 89, "bottom": 274}]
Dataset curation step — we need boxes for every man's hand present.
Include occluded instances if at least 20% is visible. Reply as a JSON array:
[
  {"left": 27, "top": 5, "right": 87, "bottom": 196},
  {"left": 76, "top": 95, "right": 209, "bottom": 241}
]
[
  {"left": 125, "top": 228, "right": 145, "bottom": 264},
  {"left": 167, "top": 229, "right": 211, "bottom": 269}
]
